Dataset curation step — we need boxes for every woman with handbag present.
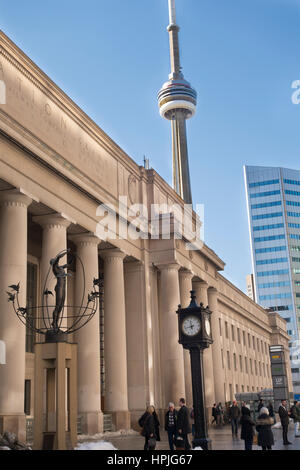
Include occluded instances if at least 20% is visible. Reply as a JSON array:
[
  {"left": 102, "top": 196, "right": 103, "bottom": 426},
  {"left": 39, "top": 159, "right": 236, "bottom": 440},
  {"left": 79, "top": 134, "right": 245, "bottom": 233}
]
[
  {"left": 256, "top": 407, "right": 274, "bottom": 450},
  {"left": 141, "top": 406, "right": 156, "bottom": 450},
  {"left": 240, "top": 407, "right": 256, "bottom": 450}
]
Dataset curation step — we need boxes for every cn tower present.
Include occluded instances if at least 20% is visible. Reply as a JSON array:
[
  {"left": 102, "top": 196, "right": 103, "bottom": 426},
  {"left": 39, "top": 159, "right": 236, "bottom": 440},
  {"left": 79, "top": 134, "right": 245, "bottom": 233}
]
[{"left": 158, "top": 0, "right": 197, "bottom": 204}]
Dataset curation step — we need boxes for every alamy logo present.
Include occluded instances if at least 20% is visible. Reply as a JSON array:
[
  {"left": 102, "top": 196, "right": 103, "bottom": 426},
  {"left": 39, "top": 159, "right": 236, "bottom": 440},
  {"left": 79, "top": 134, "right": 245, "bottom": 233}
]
[
  {"left": 96, "top": 197, "right": 205, "bottom": 251},
  {"left": 0, "top": 80, "right": 6, "bottom": 104},
  {"left": 291, "top": 80, "right": 300, "bottom": 104}
]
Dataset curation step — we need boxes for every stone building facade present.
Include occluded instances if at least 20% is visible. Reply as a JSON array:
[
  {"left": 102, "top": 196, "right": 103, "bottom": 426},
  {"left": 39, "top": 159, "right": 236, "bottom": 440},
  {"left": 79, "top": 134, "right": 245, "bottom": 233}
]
[{"left": 0, "top": 32, "right": 293, "bottom": 440}]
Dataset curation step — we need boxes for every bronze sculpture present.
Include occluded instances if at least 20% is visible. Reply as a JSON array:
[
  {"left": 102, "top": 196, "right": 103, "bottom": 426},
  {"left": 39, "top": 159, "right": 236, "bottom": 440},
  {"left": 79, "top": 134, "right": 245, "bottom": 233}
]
[{"left": 50, "top": 249, "right": 72, "bottom": 331}]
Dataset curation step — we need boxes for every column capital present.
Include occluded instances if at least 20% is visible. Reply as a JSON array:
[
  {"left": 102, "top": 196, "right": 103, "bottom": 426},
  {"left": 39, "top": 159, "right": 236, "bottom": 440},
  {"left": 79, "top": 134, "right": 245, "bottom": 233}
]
[
  {"left": 69, "top": 232, "right": 100, "bottom": 247},
  {"left": 0, "top": 190, "right": 32, "bottom": 208},
  {"left": 179, "top": 269, "right": 194, "bottom": 281},
  {"left": 194, "top": 280, "right": 209, "bottom": 288},
  {"left": 207, "top": 286, "right": 218, "bottom": 295},
  {"left": 33, "top": 213, "right": 71, "bottom": 230},
  {"left": 157, "top": 262, "right": 180, "bottom": 273},
  {"left": 100, "top": 249, "right": 126, "bottom": 261}
]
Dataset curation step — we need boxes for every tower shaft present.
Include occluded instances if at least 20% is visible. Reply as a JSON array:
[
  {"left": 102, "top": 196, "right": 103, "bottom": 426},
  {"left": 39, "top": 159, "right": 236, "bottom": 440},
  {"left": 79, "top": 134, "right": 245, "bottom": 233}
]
[
  {"left": 158, "top": 0, "right": 197, "bottom": 205},
  {"left": 172, "top": 111, "right": 192, "bottom": 203}
]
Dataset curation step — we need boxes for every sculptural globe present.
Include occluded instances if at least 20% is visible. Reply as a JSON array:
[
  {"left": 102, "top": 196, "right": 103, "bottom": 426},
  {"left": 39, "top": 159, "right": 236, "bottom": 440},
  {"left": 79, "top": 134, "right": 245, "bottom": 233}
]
[{"left": 7, "top": 249, "right": 102, "bottom": 342}]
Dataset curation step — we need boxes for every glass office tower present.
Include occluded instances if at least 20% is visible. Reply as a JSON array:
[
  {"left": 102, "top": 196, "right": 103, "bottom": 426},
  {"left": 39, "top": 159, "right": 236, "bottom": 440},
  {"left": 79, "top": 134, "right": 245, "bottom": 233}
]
[{"left": 244, "top": 165, "right": 300, "bottom": 394}]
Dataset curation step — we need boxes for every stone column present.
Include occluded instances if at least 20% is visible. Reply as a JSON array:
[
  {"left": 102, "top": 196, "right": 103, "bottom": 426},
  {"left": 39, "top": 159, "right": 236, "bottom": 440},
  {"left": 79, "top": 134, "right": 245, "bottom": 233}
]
[
  {"left": 193, "top": 281, "right": 215, "bottom": 409},
  {"left": 71, "top": 233, "right": 103, "bottom": 434},
  {"left": 0, "top": 191, "right": 32, "bottom": 441},
  {"left": 102, "top": 250, "right": 130, "bottom": 430},
  {"left": 179, "top": 270, "right": 193, "bottom": 408},
  {"left": 207, "top": 287, "right": 225, "bottom": 404},
  {"left": 159, "top": 264, "right": 185, "bottom": 407}
]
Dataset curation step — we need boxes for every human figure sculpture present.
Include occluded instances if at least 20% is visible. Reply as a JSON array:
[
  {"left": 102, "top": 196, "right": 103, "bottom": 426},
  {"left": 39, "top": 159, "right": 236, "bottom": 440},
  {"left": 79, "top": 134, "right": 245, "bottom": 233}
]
[{"left": 50, "top": 249, "right": 71, "bottom": 330}]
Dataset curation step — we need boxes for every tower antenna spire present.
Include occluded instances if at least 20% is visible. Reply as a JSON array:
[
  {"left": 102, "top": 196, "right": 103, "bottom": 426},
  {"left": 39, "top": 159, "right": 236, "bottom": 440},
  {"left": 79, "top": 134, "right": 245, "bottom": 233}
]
[
  {"left": 168, "top": 0, "right": 177, "bottom": 25},
  {"left": 158, "top": 0, "right": 197, "bottom": 204}
]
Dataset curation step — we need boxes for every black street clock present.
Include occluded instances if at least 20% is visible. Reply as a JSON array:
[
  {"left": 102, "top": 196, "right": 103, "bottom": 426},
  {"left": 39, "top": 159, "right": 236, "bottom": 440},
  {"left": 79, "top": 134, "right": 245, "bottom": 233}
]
[
  {"left": 177, "top": 291, "right": 213, "bottom": 350},
  {"left": 176, "top": 290, "right": 213, "bottom": 450}
]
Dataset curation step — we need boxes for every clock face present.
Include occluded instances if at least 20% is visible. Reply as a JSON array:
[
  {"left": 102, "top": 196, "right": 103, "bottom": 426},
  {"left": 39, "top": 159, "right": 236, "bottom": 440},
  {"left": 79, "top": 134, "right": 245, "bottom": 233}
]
[
  {"left": 205, "top": 318, "right": 211, "bottom": 336},
  {"left": 182, "top": 316, "right": 201, "bottom": 337}
]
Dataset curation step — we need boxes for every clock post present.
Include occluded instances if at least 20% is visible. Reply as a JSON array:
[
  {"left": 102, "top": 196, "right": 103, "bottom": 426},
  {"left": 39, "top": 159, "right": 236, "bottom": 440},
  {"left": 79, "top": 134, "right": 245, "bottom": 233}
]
[{"left": 177, "top": 290, "right": 213, "bottom": 450}]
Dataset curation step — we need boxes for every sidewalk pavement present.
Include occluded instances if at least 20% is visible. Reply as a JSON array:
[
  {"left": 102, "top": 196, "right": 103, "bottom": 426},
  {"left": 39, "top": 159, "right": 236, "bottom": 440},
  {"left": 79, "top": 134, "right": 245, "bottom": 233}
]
[{"left": 93, "top": 425, "right": 300, "bottom": 451}]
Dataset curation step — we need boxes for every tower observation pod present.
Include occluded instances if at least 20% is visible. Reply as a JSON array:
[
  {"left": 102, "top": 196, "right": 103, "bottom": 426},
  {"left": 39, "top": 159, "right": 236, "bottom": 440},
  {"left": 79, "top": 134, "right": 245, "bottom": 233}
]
[{"left": 158, "top": 0, "right": 197, "bottom": 204}]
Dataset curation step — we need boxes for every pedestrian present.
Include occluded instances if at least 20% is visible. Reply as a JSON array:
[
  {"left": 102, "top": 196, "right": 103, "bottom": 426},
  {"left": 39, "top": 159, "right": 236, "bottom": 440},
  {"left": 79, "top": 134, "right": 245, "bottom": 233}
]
[
  {"left": 267, "top": 401, "right": 276, "bottom": 424},
  {"left": 216, "top": 403, "right": 223, "bottom": 427},
  {"left": 257, "top": 399, "right": 264, "bottom": 414},
  {"left": 190, "top": 406, "right": 195, "bottom": 436},
  {"left": 278, "top": 399, "right": 292, "bottom": 445},
  {"left": 256, "top": 407, "right": 274, "bottom": 450},
  {"left": 211, "top": 403, "right": 217, "bottom": 425},
  {"left": 140, "top": 405, "right": 156, "bottom": 450},
  {"left": 229, "top": 400, "right": 241, "bottom": 437},
  {"left": 241, "top": 401, "right": 249, "bottom": 416},
  {"left": 153, "top": 407, "right": 161, "bottom": 442},
  {"left": 291, "top": 401, "right": 300, "bottom": 437},
  {"left": 177, "top": 398, "right": 191, "bottom": 450},
  {"left": 165, "top": 402, "right": 178, "bottom": 451},
  {"left": 240, "top": 406, "right": 255, "bottom": 450}
]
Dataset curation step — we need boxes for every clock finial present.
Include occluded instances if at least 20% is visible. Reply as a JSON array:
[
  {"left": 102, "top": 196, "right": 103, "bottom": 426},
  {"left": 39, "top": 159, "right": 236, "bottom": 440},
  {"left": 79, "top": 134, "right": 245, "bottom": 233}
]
[{"left": 189, "top": 290, "right": 198, "bottom": 307}]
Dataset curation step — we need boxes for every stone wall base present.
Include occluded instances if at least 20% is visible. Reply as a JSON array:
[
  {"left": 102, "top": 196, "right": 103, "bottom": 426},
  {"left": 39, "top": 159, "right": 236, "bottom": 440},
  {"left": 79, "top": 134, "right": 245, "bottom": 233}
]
[
  {"left": 110, "top": 411, "right": 131, "bottom": 431},
  {"left": 79, "top": 411, "right": 103, "bottom": 435},
  {"left": 0, "top": 414, "right": 26, "bottom": 442}
]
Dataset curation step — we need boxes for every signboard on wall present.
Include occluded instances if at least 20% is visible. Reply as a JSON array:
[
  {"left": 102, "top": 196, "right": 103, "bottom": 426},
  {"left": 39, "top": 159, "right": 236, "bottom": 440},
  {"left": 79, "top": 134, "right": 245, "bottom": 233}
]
[
  {"left": 0, "top": 340, "right": 6, "bottom": 364},
  {"left": 269, "top": 345, "right": 289, "bottom": 410}
]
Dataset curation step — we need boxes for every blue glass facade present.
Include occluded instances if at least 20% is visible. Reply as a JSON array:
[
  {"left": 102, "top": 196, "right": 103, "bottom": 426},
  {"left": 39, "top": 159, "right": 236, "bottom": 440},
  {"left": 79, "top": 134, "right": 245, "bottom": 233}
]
[{"left": 244, "top": 166, "right": 300, "bottom": 392}]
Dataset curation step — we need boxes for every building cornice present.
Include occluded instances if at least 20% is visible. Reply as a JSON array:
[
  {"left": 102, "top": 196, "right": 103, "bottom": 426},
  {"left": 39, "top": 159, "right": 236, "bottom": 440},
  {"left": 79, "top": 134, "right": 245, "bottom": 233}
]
[{"left": 0, "top": 30, "right": 140, "bottom": 179}]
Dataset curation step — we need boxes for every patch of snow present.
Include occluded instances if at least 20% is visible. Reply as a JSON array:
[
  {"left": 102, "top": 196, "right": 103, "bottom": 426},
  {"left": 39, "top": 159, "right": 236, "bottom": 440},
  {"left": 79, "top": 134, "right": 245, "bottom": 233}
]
[
  {"left": 272, "top": 422, "right": 282, "bottom": 429},
  {"left": 75, "top": 440, "right": 117, "bottom": 451},
  {"left": 77, "top": 429, "right": 139, "bottom": 442}
]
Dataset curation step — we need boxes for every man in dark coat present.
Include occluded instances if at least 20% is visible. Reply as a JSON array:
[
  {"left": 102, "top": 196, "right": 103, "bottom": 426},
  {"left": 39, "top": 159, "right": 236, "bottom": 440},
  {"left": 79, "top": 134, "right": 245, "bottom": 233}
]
[
  {"left": 141, "top": 406, "right": 156, "bottom": 450},
  {"left": 257, "top": 399, "right": 264, "bottom": 413},
  {"left": 211, "top": 404, "right": 217, "bottom": 425},
  {"left": 229, "top": 401, "right": 241, "bottom": 437},
  {"left": 165, "top": 402, "right": 178, "bottom": 451},
  {"left": 177, "top": 398, "right": 191, "bottom": 450},
  {"left": 240, "top": 407, "right": 255, "bottom": 450},
  {"left": 278, "top": 399, "right": 292, "bottom": 445}
]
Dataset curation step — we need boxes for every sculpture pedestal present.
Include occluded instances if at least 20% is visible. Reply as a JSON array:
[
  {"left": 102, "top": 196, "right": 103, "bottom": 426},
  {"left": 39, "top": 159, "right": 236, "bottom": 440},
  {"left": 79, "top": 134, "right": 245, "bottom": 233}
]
[{"left": 33, "top": 341, "right": 77, "bottom": 450}]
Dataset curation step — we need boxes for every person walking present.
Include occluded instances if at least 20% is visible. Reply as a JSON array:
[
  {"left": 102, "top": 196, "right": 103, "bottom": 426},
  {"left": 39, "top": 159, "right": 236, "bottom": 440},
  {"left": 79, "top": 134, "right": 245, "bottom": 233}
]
[
  {"left": 165, "top": 402, "right": 178, "bottom": 451},
  {"left": 153, "top": 407, "right": 161, "bottom": 442},
  {"left": 229, "top": 401, "right": 241, "bottom": 437},
  {"left": 190, "top": 406, "right": 195, "bottom": 436},
  {"left": 240, "top": 407, "right": 255, "bottom": 450},
  {"left": 211, "top": 404, "right": 217, "bottom": 425},
  {"left": 291, "top": 401, "right": 300, "bottom": 437},
  {"left": 257, "top": 399, "right": 264, "bottom": 414},
  {"left": 267, "top": 401, "right": 276, "bottom": 424},
  {"left": 256, "top": 407, "right": 274, "bottom": 450},
  {"left": 216, "top": 403, "right": 223, "bottom": 427},
  {"left": 141, "top": 406, "right": 156, "bottom": 450},
  {"left": 241, "top": 401, "right": 249, "bottom": 416},
  {"left": 177, "top": 398, "right": 191, "bottom": 450},
  {"left": 278, "top": 399, "right": 292, "bottom": 445}
]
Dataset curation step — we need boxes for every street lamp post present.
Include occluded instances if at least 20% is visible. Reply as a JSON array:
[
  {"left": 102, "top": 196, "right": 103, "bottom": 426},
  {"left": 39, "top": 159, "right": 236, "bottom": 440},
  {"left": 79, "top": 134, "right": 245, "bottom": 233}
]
[{"left": 177, "top": 290, "right": 213, "bottom": 450}]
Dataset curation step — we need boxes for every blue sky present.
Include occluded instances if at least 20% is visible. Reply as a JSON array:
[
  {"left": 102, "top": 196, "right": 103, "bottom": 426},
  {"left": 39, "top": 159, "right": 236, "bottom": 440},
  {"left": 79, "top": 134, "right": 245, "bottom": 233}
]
[{"left": 1, "top": 0, "right": 300, "bottom": 292}]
